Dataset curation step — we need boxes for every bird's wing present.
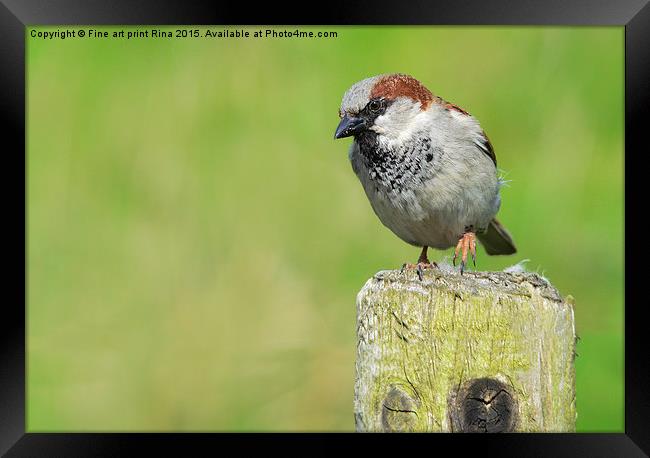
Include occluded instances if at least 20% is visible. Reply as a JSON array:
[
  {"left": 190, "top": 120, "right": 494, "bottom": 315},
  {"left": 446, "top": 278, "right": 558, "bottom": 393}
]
[
  {"left": 443, "top": 102, "right": 497, "bottom": 166},
  {"left": 474, "top": 131, "right": 497, "bottom": 166}
]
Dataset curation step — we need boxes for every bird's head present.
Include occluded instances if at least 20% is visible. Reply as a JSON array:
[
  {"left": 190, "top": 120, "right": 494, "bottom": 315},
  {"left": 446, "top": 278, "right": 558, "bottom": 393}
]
[{"left": 334, "top": 73, "right": 434, "bottom": 146}]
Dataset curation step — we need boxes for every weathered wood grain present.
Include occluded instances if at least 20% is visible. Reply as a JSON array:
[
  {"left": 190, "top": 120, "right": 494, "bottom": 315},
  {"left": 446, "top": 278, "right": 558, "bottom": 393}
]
[{"left": 354, "top": 268, "right": 576, "bottom": 432}]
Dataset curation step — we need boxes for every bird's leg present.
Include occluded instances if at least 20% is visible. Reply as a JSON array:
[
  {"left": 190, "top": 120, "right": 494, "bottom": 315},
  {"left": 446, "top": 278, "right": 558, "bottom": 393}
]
[
  {"left": 452, "top": 231, "right": 477, "bottom": 274},
  {"left": 401, "top": 246, "right": 438, "bottom": 280},
  {"left": 417, "top": 246, "right": 430, "bottom": 264}
]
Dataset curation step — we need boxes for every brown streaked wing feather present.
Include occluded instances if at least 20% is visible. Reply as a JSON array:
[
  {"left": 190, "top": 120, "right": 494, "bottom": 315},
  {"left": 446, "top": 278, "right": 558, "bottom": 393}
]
[
  {"left": 443, "top": 102, "right": 470, "bottom": 116},
  {"left": 477, "top": 131, "right": 497, "bottom": 166}
]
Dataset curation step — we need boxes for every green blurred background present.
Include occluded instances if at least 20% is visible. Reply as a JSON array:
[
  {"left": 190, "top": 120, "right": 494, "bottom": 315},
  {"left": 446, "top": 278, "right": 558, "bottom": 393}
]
[{"left": 27, "top": 26, "right": 624, "bottom": 431}]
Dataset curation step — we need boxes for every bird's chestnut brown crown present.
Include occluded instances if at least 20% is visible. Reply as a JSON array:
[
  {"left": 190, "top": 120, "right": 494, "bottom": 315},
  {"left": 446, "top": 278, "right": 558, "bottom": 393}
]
[
  {"left": 334, "top": 74, "right": 434, "bottom": 139},
  {"left": 368, "top": 74, "right": 433, "bottom": 109}
]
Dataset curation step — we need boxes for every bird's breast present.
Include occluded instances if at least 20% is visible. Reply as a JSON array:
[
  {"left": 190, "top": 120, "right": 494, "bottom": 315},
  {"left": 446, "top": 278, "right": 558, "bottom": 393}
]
[
  {"left": 349, "top": 136, "right": 500, "bottom": 248},
  {"left": 354, "top": 134, "right": 438, "bottom": 193}
]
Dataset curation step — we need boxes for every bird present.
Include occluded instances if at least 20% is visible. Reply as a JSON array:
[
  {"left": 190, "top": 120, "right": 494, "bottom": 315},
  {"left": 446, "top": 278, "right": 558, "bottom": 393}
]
[{"left": 334, "top": 73, "right": 516, "bottom": 277}]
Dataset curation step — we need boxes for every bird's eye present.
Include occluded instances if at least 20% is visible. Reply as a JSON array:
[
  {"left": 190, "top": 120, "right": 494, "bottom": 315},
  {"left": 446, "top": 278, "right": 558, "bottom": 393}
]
[{"left": 368, "top": 99, "right": 383, "bottom": 114}]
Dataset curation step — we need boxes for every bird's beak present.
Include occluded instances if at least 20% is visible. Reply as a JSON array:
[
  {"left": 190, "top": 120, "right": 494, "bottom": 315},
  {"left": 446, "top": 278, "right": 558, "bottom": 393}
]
[{"left": 334, "top": 115, "right": 366, "bottom": 139}]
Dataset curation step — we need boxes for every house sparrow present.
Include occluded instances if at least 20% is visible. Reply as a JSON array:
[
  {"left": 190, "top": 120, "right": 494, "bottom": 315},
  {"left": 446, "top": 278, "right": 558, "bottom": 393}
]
[{"left": 334, "top": 73, "right": 516, "bottom": 277}]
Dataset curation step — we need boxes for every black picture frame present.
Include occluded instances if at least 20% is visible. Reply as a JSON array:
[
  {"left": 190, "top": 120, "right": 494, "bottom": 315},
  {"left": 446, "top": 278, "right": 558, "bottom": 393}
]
[{"left": 2, "top": 1, "right": 648, "bottom": 456}]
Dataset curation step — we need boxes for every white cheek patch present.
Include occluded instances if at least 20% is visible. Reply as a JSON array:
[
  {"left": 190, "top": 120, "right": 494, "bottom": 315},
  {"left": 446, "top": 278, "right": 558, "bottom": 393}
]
[{"left": 371, "top": 104, "right": 430, "bottom": 149}]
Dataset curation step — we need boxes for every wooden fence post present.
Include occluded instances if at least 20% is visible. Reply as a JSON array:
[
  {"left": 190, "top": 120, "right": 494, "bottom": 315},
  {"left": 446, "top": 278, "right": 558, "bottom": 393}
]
[{"left": 354, "top": 268, "right": 576, "bottom": 432}]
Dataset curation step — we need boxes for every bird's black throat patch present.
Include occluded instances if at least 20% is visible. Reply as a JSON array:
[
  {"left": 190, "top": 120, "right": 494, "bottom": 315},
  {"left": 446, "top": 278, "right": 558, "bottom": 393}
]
[{"left": 355, "top": 131, "right": 434, "bottom": 193}]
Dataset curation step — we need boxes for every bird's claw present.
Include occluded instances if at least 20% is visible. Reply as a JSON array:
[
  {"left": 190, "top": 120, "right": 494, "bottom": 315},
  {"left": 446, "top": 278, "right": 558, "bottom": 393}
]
[
  {"left": 453, "top": 232, "right": 477, "bottom": 275},
  {"left": 417, "top": 263, "right": 424, "bottom": 281},
  {"left": 402, "top": 261, "right": 437, "bottom": 280}
]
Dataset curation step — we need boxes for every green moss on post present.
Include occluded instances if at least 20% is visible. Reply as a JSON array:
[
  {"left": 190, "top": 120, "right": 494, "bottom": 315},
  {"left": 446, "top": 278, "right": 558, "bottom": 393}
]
[{"left": 354, "top": 268, "right": 576, "bottom": 432}]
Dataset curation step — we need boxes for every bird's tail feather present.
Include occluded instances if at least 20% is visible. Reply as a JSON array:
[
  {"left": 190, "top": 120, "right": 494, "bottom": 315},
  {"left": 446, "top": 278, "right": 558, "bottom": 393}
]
[{"left": 477, "top": 218, "right": 517, "bottom": 255}]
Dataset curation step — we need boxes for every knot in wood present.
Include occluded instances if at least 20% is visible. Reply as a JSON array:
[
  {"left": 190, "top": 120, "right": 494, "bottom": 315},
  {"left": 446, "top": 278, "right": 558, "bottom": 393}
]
[
  {"left": 451, "top": 377, "right": 517, "bottom": 433},
  {"left": 381, "top": 386, "right": 418, "bottom": 432}
]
